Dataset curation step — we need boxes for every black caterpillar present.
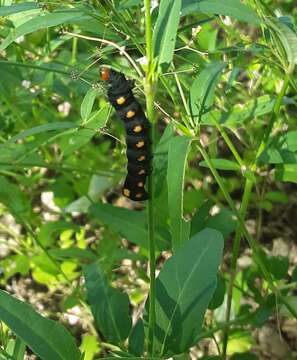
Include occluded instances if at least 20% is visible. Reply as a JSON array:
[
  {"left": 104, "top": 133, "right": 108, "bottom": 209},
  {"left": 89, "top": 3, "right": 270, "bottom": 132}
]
[{"left": 101, "top": 68, "right": 151, "bottom": 201}]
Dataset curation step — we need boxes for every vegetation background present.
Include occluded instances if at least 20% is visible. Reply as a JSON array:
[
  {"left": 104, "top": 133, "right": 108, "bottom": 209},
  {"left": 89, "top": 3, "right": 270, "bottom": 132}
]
[{"left": 0, "top": 0, "right": 296, "bottom": 359}]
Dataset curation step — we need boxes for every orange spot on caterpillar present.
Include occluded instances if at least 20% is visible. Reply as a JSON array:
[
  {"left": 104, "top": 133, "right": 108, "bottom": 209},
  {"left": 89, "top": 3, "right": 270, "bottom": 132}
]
[
  {"left": 136, "top": 140, "right": 145, "bottom": 148},
  {"left": 116, "top": 96, "right": 126, "bottom": 105},
  {"left": 138, "top": 155, "right": 146, "bottom": 161},
  {"left": 135, "top": 193, "right": 143, "bottom": 199},
  {"left": 126, "top": 110, "right": 136, "bottom": 118},
  {"left": 138, "top": 182, "right": 144, "bottom": 187},
  {"left": 133, "top": 125, "right": 142, "bottom": 133},
  {"left": 138, "top": 169, "right": 145, "bottom": 175}
]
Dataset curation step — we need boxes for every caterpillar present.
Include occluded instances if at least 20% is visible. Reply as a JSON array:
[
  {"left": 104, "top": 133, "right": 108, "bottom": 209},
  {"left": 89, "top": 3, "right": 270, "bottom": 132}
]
[{"left": 100, "top": 68, "right": 151, "bottom": 201}]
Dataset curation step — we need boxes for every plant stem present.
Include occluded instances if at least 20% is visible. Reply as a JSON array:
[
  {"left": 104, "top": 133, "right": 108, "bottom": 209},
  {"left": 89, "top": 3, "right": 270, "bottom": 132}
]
[
  {"left": 256, "top": 75, "right": 289, "bottom": 159},
  {"left": 211, "top": 117, "right": 244, "bottom": 167},
  {"left": 144, "top": 0, "right": 157, "bottom": 355},
  {"left": 222, "top": 178, "right": 253, "bottom": 358}
]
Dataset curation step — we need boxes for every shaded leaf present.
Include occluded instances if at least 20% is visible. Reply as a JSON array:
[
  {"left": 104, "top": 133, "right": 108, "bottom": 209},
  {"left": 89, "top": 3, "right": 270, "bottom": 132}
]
[
  {"left": 145, "top": 228, "right": 224, "bottom": 357},
  {"left": 128, "top": 319, "right": 145, "bottom": 356},
  {"left": 259, "top": 130, "right": 297, "bottom": 164},
  {"left": 84, "top": 261, "right": 132, "bottom": 343},
  {"left": 275, "top": 164, "right": 297, "bottom": 183},
  {"left": 0, "top": 177, "right": 31, "bottom": 221},
  {"left": 89, "top": 203, "right": 169, "bottom": 250},
  {"left": 0, "top": 290, "right": 81, "bottom": 360}
]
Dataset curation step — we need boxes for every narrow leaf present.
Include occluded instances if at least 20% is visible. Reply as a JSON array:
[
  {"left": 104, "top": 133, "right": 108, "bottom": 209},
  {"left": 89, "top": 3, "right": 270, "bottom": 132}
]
[
  {"left": 153, "top": 0, "right": 182, "bottom": 70},
  {"left": 0, "top": 290, "right": 81, "bottom": 360},
  {"left": 8, "top": 122, "right": 77, "bottom": 143},
  {"left": 189, "top": 62, "right": 226, "bottom": 123},
  {"left": 84, "top": 261, "right": 132, "bottom": 343},
  {"left": 0, "top": 2, "right": 39, "bottom": 17},
  {"left": 202, "top": 95, "right": 278, "bottom": 128},
  {"left": 167, "top": 136, "right": 192, "bottom": 252},
  {"left": 266, "top": 17, "right": 297, "bottom": 72},
  {"left": 0, "top": 10, "right": 86, "bottom": 51},
  {"left": 128, "top": 319, "right": 145, "bottom": 356},
  {"left": 145, "top": 228, "right": 224, "bottom": 357},
  {"left": 199, "top": 158, "right": 240, "bottom": 171},
  {"left": 81, "top": 88, "right": 97, "bottom": 120},
  {"left": 182, "top": 0, "right": 260, "bottom": 25},
  {"left": 0, "top": 177, "right": 31, "bottom": 221},
  {"left": 62, "top": 106, "right": 109, "bottom": 156}
]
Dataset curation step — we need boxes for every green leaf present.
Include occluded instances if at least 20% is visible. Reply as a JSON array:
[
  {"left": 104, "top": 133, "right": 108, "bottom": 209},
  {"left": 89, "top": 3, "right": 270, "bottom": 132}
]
[
  {"left": 49, "top": 248, "right": 97, "bottom": 262},
  {"left": 181, "top": 0, "right": 260, "bottom": 25},
  {"left": 145, "top": 228, "right": 224, "bottom": 357},
  {"left": 0, "top": 3, "right": 39, "bottom": 17},
  {"left": 205, "top": 208, "right": 236, "bottom": 238},
  {"left": 81, "top": 88, "right": 97, "bottom": 120},
  {"left": 266, "top": 17, "right": 297, "bottom": 73},
  {"left": 101, "top": 358, "right": 160, "bottom": 360},
  {"left": 128, "top": 319, "right": 145, "bottom": 356},
  {"left": 62, "top": 106, "right": 109, "bottom": 156},
  {"left": 189, "top": 62, "right": 226, "bottom": 123},
  {"left": 0, "top": 10, "right": 86, "bottom": 51},
  {"left": 84, "top": 261, "right": 132, "bottom": 343},
  {"left": 0, "top": 177, "right": 31, "bottom": 221},
  {"left": 5, "top": 338, "right": 26, "bottom": 360},
  {"left": 7, "top": 122, "right": 77, "bottom": 143},
  {"left": 118, "top": 0, "right": 142, "bottom": 10},
  {"left": 79, "top": 334, "right": 100, "bottom": 360},
  {"left": 259, "top": 130, "right": 297, "bottom": 164},
  {"left": 153, "top": 0, "right": 182, "bottom": 70},
  {"left": 200, "top": 158, "right": 240, "bottom": 171},
  {"left": 265, "top": 255, "right": 289, "bottom": 280},
  {"left": 275, "top": 164, "right": 297, "bottom": 183},
  {"left": 203, "top": 95, "right": 278, "bottom": 128},
  {"left": 38, "top": 221, "right": 79, "bottom": 247},
  {"left": 208, "top": 273, "right": 226, "bottom": 310},
  {"left": 89, "top": 203, "right": 169, "bottom": 251},
  {"left": 0, "top": 290, "right": 81, "bottom": 360},
  {"left": 230, "top": 352, "right": 259, "bottom": 360},
  {"left": 167, "top": 136, "right": 192, "bottom": 252}
]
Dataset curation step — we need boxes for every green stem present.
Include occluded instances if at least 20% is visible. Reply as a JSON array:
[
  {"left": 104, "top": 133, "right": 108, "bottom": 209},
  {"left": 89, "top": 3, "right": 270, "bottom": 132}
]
[
  {"left": 71, "top": 37, "right": 78, "bottom": 64},
  {"left": 0, "top": 161, "right": 123, "bottom": 177},
  {"left": 196, "top": 313, "right": 253, "bottom": 342},
  {"left": 144, "top": 0, "right": 157, "bottom": 355},
  {"left": 211, "top": 117, "right": 244, "bottom": 167},
  {"left": 222, "top": 178, "right": 253, "bottom": 358},
  {"left": 256, "top": 75, "right": 289, "bottom": 159}
]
